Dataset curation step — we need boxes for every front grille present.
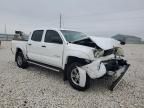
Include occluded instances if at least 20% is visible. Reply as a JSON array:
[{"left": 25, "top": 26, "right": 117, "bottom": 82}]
[
  {"left": 103, "top": 59, "right": 127, "bottom": 71},
  {"left": 104, "top": 59, "right": 119, "bottom": 71}
]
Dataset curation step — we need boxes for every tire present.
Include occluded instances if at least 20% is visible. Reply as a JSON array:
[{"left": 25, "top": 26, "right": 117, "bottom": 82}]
[
  {"left": 16, "top": 52, "right": 28, "bottom": 69},
  {"left": 67, "top": 62, "right": 90, "bottom": 91}
]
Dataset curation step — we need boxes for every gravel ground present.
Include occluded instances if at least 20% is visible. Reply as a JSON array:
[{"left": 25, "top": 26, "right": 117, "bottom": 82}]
[{"left": 0, "top": 41, "right": 144, "bottom": 108}]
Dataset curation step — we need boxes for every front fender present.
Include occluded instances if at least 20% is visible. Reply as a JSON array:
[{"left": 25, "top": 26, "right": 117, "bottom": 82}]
[{"left": 63, "top": 49, "right": 91, "bottom": 69}]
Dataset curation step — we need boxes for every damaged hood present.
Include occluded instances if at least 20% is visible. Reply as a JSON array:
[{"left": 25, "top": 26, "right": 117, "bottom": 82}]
[{"left": 89, "top": 36, "right": 120, "bottom": 50}]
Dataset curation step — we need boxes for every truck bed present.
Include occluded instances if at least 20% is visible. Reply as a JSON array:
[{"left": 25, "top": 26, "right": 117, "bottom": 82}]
[{"left": 11, "top": 40, "right": 27, "bottom": 55}]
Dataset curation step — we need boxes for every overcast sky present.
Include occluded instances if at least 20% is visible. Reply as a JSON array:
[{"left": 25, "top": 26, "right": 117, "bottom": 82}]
[{"left": 0, "top": 0, "right": 144, "bottom": 38}]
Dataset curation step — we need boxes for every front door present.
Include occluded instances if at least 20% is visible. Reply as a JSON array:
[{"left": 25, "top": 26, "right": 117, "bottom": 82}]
[{"left": 40, "top": 30, "right": 64, "bottom": 68}]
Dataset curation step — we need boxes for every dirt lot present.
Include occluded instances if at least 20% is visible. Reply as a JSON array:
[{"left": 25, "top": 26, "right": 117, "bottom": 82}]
[{"left": 0, "top": 41, "right": 144, "bottom": 108}]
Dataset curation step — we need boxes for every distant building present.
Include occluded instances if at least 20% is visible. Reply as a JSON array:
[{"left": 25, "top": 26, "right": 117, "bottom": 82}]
[{"left": 112, "top": 34, "right": 142, "bottom": 44}]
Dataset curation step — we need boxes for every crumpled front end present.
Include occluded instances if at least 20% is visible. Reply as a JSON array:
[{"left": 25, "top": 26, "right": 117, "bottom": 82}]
[
  {"left": 79, "top": 54, "right": 129, "bottom": 79},
  {"left": 71, "top": 36, "right": 130, "bottom": 89},
  {"left": 81, "top": 60, "right": 107, "bottom": 79},
  {"left": 77, "top": 53, "right": 130, "bottom": 90}
]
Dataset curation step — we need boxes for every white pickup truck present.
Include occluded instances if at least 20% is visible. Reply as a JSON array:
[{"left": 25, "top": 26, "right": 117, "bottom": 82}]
[{"left": 12, "top": 29, "right": 130, "bottom": 91}]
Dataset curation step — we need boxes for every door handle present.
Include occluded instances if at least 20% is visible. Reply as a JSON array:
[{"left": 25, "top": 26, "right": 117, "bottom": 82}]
[
  {"left": 41, "top": 45, "right": 46, "bottom": 47},
  {"left": 28, "top": 43, "right": 32, "bottom": 45}
]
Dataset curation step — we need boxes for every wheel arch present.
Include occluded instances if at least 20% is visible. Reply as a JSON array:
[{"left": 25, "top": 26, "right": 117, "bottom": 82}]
[
  {"left": 63, "top": 56, "right": 91, "bottom": 81},
  {"left": 15, "top": 48, "right": 27, "bottom": 61},
  {"left": 66, "top": 56, "right": 89, "bottom": 66}
]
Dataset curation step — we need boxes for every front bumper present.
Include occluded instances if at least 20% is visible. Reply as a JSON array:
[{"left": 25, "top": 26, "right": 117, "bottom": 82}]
[
  {"left": 81, "top": 54, "right": 129, "bottom": 79},
  {"left": 78, "top": 55, "right": 130, "bottom": 89},
  {"left": 109, "top": 64, "right": 130, "bottom": 91}
]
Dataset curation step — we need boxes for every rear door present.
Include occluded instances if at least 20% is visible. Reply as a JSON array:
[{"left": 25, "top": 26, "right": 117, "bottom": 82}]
[
  {"left": 40, "top": 30, "right": 64, "bottom": 67},
  {"left": 27, "top": 30, "right": 44, "bottom": 62}
]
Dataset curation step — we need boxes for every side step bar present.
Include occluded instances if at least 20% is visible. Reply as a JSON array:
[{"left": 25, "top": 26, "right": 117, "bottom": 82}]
[
  {"left": 27, "top": 60, "right": 61, "bottom": 72},
  {"left": 109, "top": 64, "right": 130, "bottom": 91}
]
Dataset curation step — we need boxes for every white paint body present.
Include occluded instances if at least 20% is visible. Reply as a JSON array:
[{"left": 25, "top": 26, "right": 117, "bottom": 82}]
[
  {"left": 12, "top": 29, "right": 122, "bottom": 87},
  {"left": 89, "top": 36, "right": 120, "bottom": 50},
  {"left": 82, "top": 60, "right": 106, "bottom": 79}
]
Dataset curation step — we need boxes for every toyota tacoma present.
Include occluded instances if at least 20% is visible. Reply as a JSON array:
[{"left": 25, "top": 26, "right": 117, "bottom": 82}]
[{"left": 12, "top": 29, "right": 130, "bottom": 91}]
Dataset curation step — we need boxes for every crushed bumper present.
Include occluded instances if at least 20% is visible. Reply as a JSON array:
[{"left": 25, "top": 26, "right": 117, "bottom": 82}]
[
  {"left": 81, "top": 60, "right": 107, "bottom": 79},
  {"left": 77, "top": 55, "right": 130, "bottom": 89},
  {"left": 109, "top": 64, "right": 130, "bottom": 91}
]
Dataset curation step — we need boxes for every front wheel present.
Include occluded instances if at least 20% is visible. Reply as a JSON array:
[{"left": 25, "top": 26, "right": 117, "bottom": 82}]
[
  {"left": 16, "top": 52, "right": 28, "bottom": 69},
  {"left": 67, "top": 62, "right": 90, "bottom": 91}
]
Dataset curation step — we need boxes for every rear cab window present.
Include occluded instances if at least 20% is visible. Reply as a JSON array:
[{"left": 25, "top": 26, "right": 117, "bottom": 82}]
[{"left": 31, "top": 30, "right": 44, "bottom": 42}]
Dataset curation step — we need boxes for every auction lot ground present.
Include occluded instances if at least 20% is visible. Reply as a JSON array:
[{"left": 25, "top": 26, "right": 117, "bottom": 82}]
[{"left": 0, "top": 41, "right": 144, "bottom": 108}]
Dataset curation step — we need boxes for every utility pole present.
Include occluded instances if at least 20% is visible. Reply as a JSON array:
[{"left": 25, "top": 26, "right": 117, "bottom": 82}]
[
  {"left": 60, "top": 13, "right": 62, "bottom": 29},
  {"left": 4, "top": 24, "right": 7, "bottom": 34}
]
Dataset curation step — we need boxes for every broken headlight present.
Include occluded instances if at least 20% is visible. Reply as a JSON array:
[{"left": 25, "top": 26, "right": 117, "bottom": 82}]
[
  {"left": 93, "top": 49, "right": 104, "bottom": 58},
  {"left": 116, "top": 47, "right": 124, "bottom": 57}
]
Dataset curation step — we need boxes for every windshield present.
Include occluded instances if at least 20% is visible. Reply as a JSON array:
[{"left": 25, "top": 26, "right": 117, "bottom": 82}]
[{"left": 61, "top": 30, "right": 87, "bottom": 42}]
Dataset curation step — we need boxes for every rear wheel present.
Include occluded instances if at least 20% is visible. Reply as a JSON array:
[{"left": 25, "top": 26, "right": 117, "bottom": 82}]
[
  {"left": 16, "top": 52, "right": 28, "bottom": 69},
  {"left": 67, "top": 62, "right": 90, "bottom": 91}
]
